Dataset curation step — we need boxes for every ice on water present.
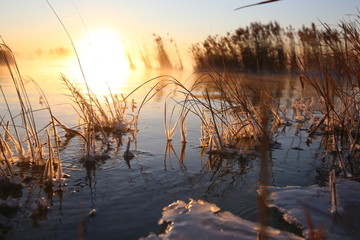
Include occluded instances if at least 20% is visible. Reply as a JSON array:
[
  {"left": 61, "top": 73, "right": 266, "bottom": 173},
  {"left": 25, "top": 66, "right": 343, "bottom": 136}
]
[
  {"left": 143, "top": 198, "right": 303, "bottom": 240},
  {"left": 265, "top": 179, "right": 360, "bottom": 239}
]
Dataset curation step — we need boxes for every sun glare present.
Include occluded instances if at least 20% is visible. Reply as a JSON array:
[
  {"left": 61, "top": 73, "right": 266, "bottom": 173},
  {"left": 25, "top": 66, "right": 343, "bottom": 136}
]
[{"left": 72, "top": 28, "right": 131, "bottom": 95}]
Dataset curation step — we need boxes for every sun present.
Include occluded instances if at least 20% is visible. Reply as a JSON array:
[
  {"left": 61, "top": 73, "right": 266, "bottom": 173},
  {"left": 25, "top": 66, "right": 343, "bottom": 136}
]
[{"left": 73, "top": 28, "right": 131, "bottom": 95}]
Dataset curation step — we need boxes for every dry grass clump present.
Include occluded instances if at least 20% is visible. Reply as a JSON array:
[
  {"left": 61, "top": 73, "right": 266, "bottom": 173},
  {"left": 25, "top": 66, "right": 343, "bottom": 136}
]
[
  {"left": 0, "top": 136, "right": 15, "bottom": 180},
  {"left": 137, "top": 73, "right": 283, "bottom": 156},
  {"left": 191, "top": 19, "right": 357, "bottom": 74},
  {"left": 193, "top": 73, "right": 267, "bottom": 153},
  {"left": 60, "top": 75, "right": 138, "bottom": 162},
  {"left": 160, "top": 15, "right": 360, "bottom": 180},
  {"left": 58, "top": 15, "right": 360, "bottom": 178},
  {"left": 191, "top": 21, "right": 287, "bottom": 72},
  {"left": 0, "top": 43, "right": 63, "bottom": 186},
  {"left": 295, "top": 18, "right": 360, "bottom": 178},
  {"left": 61, "top": 76, "right": 137, "bottom": 134},
  {"left": 139, "top": 34, "right": 183, "bottom": 70}
]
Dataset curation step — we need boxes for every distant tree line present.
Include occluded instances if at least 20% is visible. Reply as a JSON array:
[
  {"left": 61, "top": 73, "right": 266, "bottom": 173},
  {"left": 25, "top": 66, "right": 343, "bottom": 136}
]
[{"left": 190, "top": 21, "right": 349, "bottom": 73}]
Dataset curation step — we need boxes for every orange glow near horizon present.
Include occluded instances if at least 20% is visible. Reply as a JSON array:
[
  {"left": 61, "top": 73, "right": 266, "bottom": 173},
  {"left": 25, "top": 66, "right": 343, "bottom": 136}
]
[{"left": 67, "top": 28, "right": 131, "bottom": 95}]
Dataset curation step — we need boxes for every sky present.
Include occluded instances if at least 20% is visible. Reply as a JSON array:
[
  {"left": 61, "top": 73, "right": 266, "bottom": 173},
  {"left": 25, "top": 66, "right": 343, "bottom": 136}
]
[{"left": 1, "top": 0, "right": 359, "bottom": 75}]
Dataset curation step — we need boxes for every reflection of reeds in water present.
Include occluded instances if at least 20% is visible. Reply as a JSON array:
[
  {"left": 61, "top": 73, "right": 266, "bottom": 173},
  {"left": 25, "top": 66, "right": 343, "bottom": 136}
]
[
  {"left": 162, "top": 141, "right": 187, "bottom": 171},
  {"left": 163, "top": 141, "right": 176, "bottom": 170}
]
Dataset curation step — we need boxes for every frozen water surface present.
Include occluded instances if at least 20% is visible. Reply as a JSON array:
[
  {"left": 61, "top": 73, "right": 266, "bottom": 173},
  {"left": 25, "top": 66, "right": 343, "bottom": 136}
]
[
  {"left": 143, "top": 199, "right": 304, "bottom": 240},
  {"left": 265, "top": 179, "right": 360, "bottom": 239}
]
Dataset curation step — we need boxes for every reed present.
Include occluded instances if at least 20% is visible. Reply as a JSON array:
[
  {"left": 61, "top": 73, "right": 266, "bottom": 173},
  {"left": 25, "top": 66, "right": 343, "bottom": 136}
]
[
  {"left": 296, "top": 17, "right": 360, "bottom": 178},
  {"left": 190, "top": 20, "right": 356, "bottom": 73},
  {"left": 163, "top": 100, "right": 179, "bottom": 141},
  {"left": 0, "top": 135, "right": 14, "bottom": 178},
  {"left": 133, "top": 72, "right": 281, "bottom": 155},
  {"left": 189, "top": 72, "right": 273, "bottom": 154},
  {"left": 0, "top": 43, "right": 63, "bottom": 187},
  {"left": 153, "top": 34, "right": 184, "bottom": 70},
  {"left": 60, "top": 75, "right": 137, "bottom": 160},
  {"left": 191, "top": 21, "right": 288, "bottom": 72}
]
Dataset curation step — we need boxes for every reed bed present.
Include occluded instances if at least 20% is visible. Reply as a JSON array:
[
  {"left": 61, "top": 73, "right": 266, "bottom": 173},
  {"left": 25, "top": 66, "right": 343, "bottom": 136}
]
[
  {"left": 1, "top": 9, "right": 359, "bottom": 238},
  {"left": 190, "top": 20, "right": 357, "bottom": 74},
  {"left": 185, "top": 15, "right": 360, "bottom": 180},
  {"left": 293, "top": 18, "right": 360, "bottom": 178},
  {"left": 1, "top": 18, "right": 357, "bottom": 183},
  {"left": 147, "top": 16, "right": 360, "bottom": 239},
  {"left": 125, "top": 72, "right": 280, "bottom": 157}
]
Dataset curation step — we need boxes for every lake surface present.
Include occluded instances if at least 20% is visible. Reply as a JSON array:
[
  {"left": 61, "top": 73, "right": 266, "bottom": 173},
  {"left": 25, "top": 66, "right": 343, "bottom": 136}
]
[{"left": 0, "top": 69, "right": 323, "bottom": 239}]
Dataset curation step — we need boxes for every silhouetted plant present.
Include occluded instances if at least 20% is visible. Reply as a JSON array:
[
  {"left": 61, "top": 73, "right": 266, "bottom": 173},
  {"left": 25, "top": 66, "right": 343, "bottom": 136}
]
[
  {"left": 191, "top": 21, "right": 289, "bottom": 72},
  {"left": 191, "top": 21, "right": 355, "bottom": 73},
  {"left": 297, "top": 17, "right": 360, "bottom": 177},
  {"left": 153, "top": 34, "right": 173, "bottom": 69}
]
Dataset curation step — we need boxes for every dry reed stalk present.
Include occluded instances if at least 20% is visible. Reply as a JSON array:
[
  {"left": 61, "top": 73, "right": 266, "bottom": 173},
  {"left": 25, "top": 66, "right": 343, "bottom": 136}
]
[
  {"left": 0, "top": 136, "right": 14, "bottom": 177},
  {"left": 329, "top": 169, "right": 337, "bottom": 214},
  {"left": 296, "top": 18, "right": 360, "bottom": 177},
  {"left": 164, "top": 100, "right": 179, "bottom": 141},
  {"left": 43, "top": 131, "right": 55, "bottom": 182},
  {"left": 178, "top": 97, "right": 190, "bottom": 143},
  {"left": 61, "top": 75, "right": 139, "bottom": 162},
  {"left": 0, "top": 42, "right": 65, "bottom": 188},
  {"left": 179, "top": 109, "right": 188, "bottom": 143}
]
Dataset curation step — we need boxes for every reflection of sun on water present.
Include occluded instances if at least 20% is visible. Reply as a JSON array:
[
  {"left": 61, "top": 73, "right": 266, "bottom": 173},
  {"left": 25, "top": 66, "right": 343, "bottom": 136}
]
[{"left": 68, "top": 28, "right": 131, "bottom": 95}]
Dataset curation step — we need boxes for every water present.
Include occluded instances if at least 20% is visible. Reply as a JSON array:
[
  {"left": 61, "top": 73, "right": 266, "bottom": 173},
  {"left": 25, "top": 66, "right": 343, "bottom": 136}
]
[{"left": 0, "top": 69, "right": 323, "bottom": 239}]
